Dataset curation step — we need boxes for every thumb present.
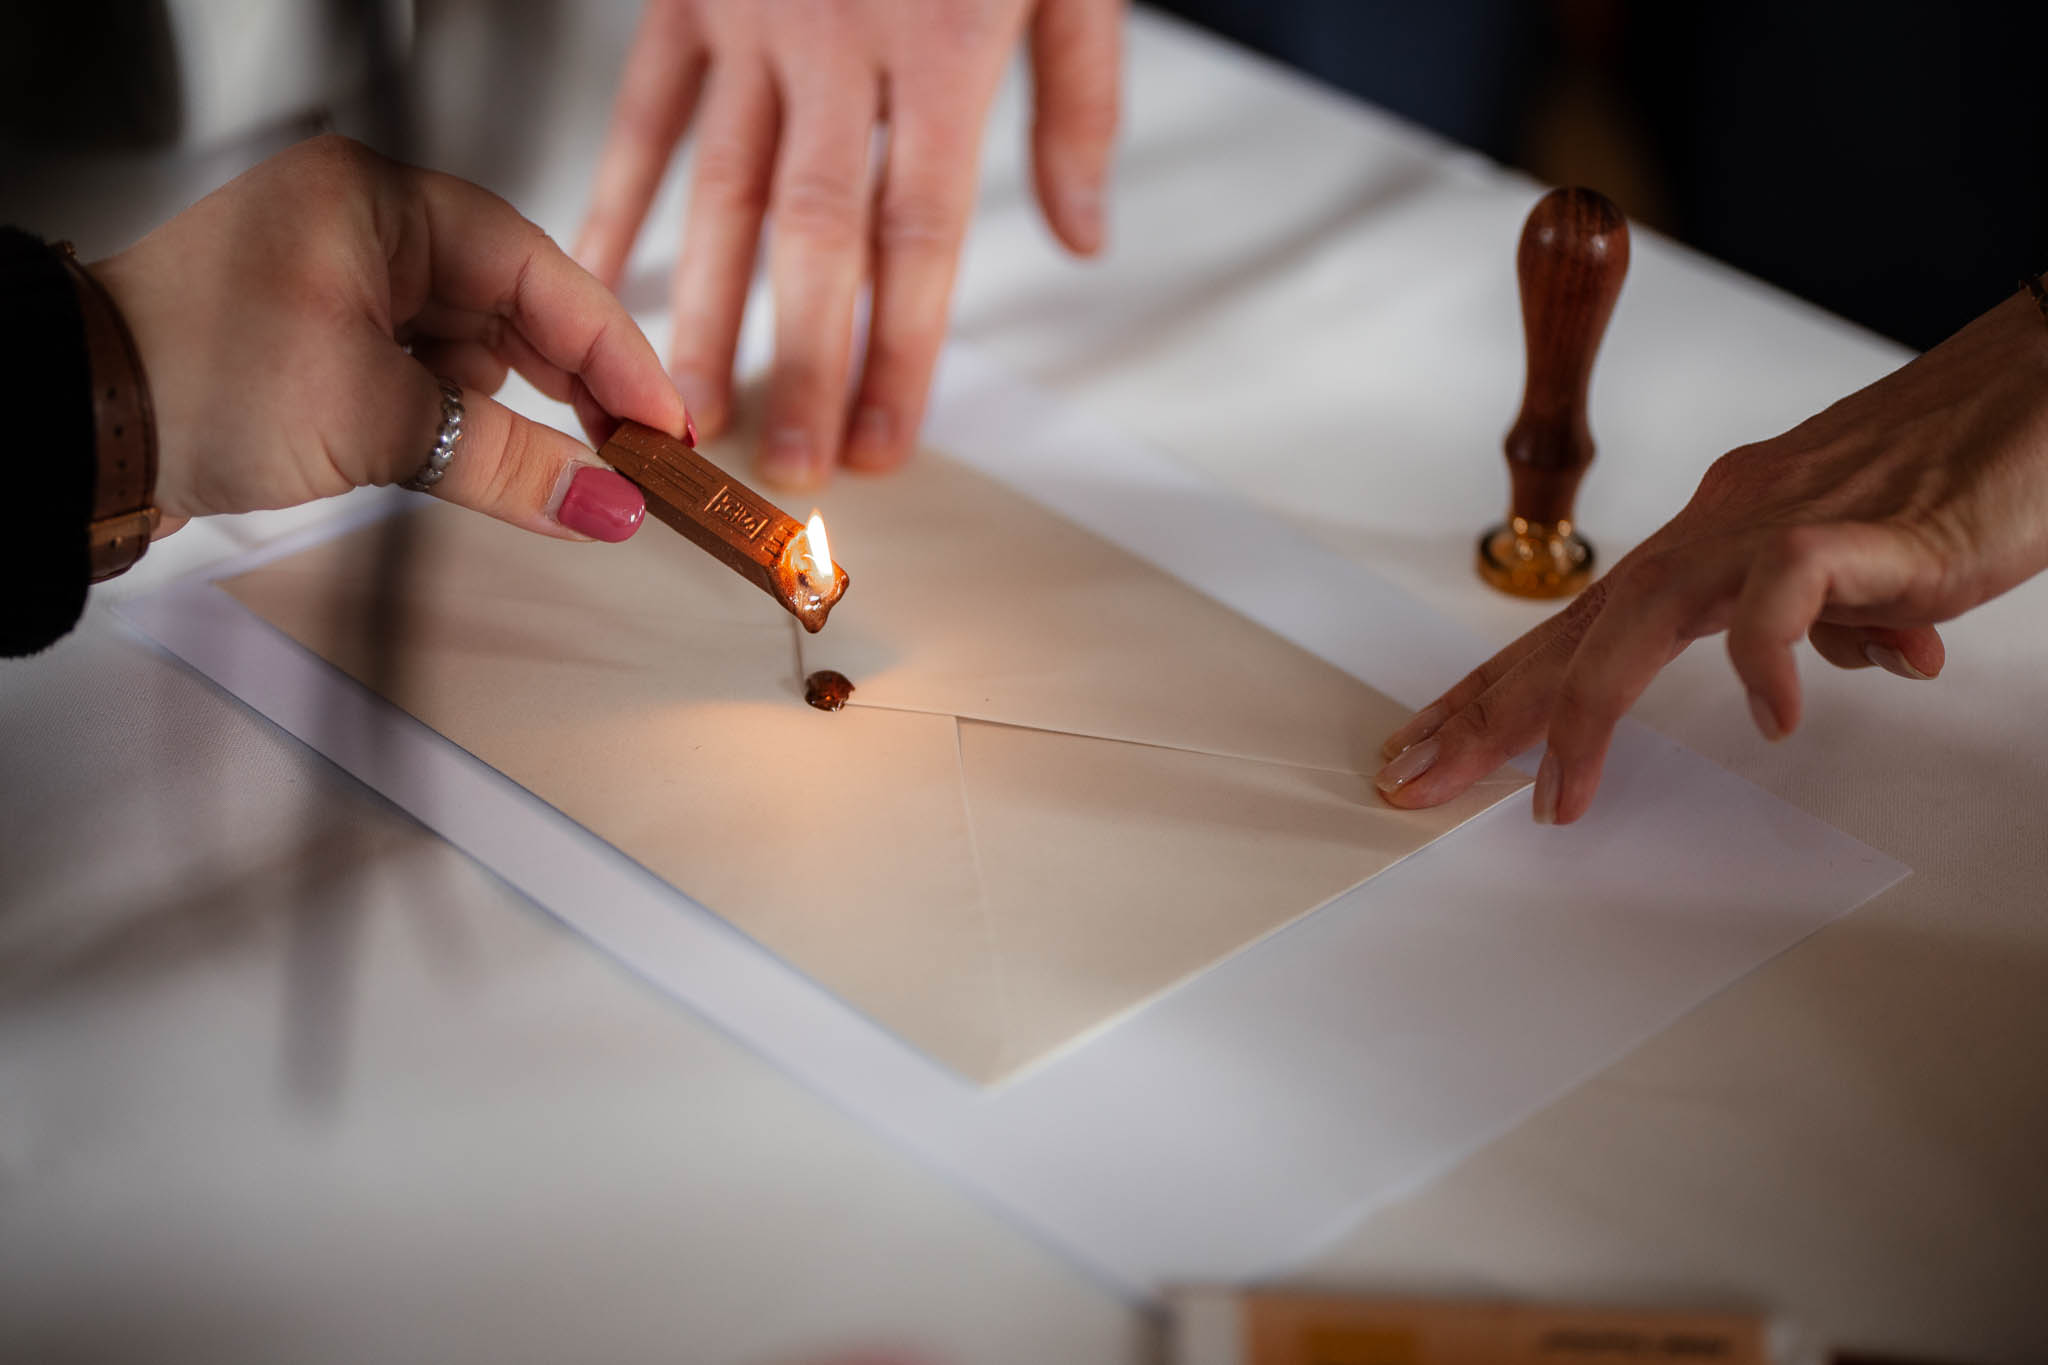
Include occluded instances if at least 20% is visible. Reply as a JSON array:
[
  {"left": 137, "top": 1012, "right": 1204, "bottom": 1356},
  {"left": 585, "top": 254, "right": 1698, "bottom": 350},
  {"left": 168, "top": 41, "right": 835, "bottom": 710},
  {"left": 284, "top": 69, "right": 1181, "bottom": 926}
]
[
  {"left": 1029, "top": 0, "right": 1122, "bottom": 255},
  {"left": 380, "top": 363, "right": 646, "bottom": 544}
]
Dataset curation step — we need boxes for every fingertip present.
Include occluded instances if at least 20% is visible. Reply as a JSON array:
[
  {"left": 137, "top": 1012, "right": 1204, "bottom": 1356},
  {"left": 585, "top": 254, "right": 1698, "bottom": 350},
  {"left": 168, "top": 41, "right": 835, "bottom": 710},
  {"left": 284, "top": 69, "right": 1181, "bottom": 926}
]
[
  {"left": 1915, "top": 626, "right": 1947, "bottom": 677},
  {"left": 670, "top": 366, "right": 727, "bottom": 443},
  {"left": 842, "top": 404, "right": 912, "bottom": 473},
  {"left": 1883, "top": 624, "right": 1946, "bottom": 679},
  {"left": 1036, "top": 172, "right": 1107, "bottom": 256},
  {"left": 1056, "top": 183, "right": 1107, "bottom": 256},
  {"left": 1380, "top": 700, "right": 1449, "bottom": 762},
  {"left": 1861, "top": 641, "right": 1934, "bottom": 681},
  {"left": 1028, "top": 0, "right": 1121, "bottom": 256},
  {"left": 1373, "top": 722, "right": 1521, "bottom": 811},
  {"left": 1373, "top": 736, "right": 1441, "bottom": 804},
  {"left": 757, "top": 425, "right": 829, "bottom": 491},
  {"left": 554, "top": 465, "right": 646, "bottom": 543},
  {"left": 1747, "top": 689, "right": 1788, "bottom": 741},
  {"left": 1551, "top": 755, "right": 1600, "bottom": 825},
  {"left": 1538, "top": 727, "right": 1611, "bottom": 826},
  {"left": 1531, "top": 752, "right": 1561, "bottom": 825}
]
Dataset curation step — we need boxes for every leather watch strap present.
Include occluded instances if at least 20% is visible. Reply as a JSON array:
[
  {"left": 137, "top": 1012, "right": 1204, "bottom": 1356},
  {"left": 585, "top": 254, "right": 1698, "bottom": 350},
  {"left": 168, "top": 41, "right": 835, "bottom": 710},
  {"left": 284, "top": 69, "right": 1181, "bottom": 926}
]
[{"left": 55, "top": 242, "right": 159, "bottom": 582}]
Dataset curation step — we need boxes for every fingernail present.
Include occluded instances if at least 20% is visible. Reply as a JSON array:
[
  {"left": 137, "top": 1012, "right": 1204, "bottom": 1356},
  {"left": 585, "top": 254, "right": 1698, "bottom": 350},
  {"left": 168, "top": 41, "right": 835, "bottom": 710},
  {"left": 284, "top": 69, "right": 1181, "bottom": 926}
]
[
  {"left": 760, "top": 427, "right": 816, "bottom": 488},
  {"left": 556, "top": 466, "right": 645, "bottom": 542},
  {"left": 845, "top": 405, "right": 894, "bottom": 467},
  {"left": 1863, "top": 641, "right": 1931, "bottom": 680},
  {"left": 1532, "top": 752, "right": 1561, "bottom": 825},
  {"left": 673, "top": 370, "right": 715, "bottom": 435},
  {"left": 1374, "top": 737, "right": 1439, "bottom": 797},
  {"left": 1063, "top": 184, "right": 1105, "bottom": 250},
  {"left": 1381, "top": 701, "right": 1449, "bottom": 760},
  {"left": 1748, "top": 691, "right": 1784, "bottom": 741}
]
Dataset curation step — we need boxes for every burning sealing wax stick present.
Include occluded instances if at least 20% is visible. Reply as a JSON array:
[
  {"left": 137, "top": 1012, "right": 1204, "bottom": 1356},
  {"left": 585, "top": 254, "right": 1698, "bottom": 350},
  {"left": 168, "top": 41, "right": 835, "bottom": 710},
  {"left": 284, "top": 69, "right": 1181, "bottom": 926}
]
[{"left": 596, "top": 421, "right": 850, "bottom": 632}]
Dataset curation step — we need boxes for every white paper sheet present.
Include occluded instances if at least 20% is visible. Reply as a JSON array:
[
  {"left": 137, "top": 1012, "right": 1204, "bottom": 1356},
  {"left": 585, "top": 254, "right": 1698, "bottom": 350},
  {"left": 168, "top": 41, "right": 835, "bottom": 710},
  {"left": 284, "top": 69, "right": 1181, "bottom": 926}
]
[{"left": 119, "top": 341, "right": 1907, "bottom": 1297}]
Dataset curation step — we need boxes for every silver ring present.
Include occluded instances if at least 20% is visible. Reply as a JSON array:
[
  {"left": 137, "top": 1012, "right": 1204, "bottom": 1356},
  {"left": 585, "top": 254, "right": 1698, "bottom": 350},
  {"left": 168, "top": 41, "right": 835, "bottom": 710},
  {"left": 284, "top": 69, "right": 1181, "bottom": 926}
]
[{"left": 402, "top": 378, "right": 465, "bottom": 492}]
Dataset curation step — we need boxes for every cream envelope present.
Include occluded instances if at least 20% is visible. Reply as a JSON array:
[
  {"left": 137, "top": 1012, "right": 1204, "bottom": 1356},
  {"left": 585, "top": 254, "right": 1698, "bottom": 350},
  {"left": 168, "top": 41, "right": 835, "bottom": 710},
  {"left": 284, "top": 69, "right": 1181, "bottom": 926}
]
[{"left": 222, "top": 450, "right": 1526, "bottom": 1084}]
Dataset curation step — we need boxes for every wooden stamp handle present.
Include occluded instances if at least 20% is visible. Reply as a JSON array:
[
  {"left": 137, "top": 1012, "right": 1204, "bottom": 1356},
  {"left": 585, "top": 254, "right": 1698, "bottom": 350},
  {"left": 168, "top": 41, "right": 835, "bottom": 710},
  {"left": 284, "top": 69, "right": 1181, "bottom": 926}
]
[{"left": 1504, "top": 187, "right": 1629, "bottom": 525}]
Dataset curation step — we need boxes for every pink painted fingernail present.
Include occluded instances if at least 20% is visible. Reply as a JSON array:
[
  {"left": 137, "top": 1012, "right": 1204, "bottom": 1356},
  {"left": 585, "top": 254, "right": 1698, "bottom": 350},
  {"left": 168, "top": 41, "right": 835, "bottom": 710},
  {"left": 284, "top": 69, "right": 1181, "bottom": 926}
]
[
  {"left": 1532, "top": 752, "right": 1561, "bottom": 825},
  {"left": 684, "top": 412, "right": 698, "bottom": 447},
  {"left": 1748, "top": 691, "right": 1785, "bottom": 741},
  {"left": 1382, "top": 701, "right": 1449, "bottom": 760},
  {"left": 1374, "top": 737, "right": 1439, "bottom": 797},
  {"left": 557, "top": 466, "right": 645, "bottom": 542}
]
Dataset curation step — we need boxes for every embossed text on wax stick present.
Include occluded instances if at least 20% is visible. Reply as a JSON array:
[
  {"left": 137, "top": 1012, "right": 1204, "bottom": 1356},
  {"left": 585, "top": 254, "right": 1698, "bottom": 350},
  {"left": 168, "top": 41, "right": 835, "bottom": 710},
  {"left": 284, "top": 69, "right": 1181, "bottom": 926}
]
[
  {"left": 597, "top": 421, "right": 849, "bottom": 633},
  {"left": 704, "top": 484, "right": 771, "bottom": 540}
]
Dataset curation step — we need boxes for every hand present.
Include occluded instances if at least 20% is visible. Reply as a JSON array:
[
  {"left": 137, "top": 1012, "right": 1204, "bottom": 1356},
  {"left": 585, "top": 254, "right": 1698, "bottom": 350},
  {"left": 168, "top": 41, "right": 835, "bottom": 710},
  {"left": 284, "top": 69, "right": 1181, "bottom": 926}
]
[
  {"left": 1374, "top": 287, "right": 2048, "bottom": 824},
  {"left": 575, "top": 0, "right": 1123, "bottom": 487},
  {"left": 93, "top": 134, "right": 691, "bottom": 543}
]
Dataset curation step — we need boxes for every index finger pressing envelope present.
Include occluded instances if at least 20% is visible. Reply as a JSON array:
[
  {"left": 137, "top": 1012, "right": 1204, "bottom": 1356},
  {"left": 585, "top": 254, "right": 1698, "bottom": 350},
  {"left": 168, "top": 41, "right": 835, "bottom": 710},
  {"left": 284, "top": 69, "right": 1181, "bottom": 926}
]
[{"left": 218, "top": 443, "right": 1526, "bottom": 1084}]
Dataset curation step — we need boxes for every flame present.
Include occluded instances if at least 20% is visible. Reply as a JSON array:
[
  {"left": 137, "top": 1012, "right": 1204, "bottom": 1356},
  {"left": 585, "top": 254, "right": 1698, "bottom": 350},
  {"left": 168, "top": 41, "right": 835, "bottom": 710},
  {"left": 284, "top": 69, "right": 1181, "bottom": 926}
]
[{"left": 801, "top": 510, "right": 833, "bottom": 587}]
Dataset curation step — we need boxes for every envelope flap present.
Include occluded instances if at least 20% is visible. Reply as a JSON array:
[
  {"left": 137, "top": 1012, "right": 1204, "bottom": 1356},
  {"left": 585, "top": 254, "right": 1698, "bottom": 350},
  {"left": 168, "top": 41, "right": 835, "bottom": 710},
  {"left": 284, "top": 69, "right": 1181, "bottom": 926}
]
[
  {"left": 220, "top": 505, "right": 1018, "bottom": 1083},
  {"left": 803, "top": 453, "right": 1407, "bottom": 774}
]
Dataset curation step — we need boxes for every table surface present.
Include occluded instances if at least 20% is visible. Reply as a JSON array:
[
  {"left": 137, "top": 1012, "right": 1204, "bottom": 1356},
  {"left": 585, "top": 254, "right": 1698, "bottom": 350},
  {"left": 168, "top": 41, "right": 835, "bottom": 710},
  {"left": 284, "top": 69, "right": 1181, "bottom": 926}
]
[{"left": 5, "top": 4, "right": 2045, "bottom": 1362}]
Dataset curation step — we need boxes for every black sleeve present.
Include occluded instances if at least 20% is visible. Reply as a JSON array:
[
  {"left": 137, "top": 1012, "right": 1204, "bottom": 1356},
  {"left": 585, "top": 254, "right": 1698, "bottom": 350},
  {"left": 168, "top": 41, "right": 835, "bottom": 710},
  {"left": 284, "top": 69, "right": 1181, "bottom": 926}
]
[{"left": 1, "top": 227, "right": 95, "bottom": 658}]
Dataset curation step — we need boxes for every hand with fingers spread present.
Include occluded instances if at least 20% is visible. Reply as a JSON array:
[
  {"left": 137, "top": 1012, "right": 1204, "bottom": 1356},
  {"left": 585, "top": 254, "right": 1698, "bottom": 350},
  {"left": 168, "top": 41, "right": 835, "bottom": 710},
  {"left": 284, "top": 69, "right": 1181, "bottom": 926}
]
[
  {"left": 92, "top": 133, "right": 691, "bottom": 545},
  {"left": 1375, "top": 283, "right": 2048, "bottom": 825},
  {"left": 576, "top": 0, "right": 1124, "bottom": 489}
]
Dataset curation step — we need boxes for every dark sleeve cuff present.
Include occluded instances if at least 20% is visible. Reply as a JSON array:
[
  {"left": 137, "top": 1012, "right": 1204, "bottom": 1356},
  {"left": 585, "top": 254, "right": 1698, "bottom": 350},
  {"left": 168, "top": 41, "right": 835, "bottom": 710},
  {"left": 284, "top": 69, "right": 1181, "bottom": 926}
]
[{"left": 1, "top": 226, "right": 94, "bottom": 657}]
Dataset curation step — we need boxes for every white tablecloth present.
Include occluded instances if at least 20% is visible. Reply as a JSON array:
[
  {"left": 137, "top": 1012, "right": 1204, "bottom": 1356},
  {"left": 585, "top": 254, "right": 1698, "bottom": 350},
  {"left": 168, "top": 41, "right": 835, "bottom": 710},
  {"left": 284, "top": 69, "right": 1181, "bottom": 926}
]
[{"left": 4, "top": 4, "right": 2044, "bottom": 1361}]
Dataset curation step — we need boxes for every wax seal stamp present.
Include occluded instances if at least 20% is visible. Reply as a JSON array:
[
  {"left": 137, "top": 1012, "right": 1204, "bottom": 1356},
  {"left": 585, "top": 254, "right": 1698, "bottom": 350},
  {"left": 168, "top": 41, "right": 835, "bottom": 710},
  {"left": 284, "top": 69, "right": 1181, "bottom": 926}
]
[{"left": 1479, "top": 186, "right": 1630, "bottom": 599}]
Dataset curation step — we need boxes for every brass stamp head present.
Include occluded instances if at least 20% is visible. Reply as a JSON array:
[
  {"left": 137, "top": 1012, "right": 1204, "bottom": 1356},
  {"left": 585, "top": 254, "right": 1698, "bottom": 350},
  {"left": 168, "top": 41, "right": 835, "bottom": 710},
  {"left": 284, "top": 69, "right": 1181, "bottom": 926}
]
[{"left": 1478, "top": 517, "right": 1594, "bottom": 599}]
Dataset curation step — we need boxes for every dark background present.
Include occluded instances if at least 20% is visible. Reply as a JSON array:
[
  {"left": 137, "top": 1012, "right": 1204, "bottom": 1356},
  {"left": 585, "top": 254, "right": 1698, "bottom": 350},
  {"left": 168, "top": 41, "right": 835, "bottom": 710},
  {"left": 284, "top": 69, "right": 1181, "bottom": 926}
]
[
  {"left": 5, "top": 1, "right": 2044, "bottom": 350},
  {"left": 1155, "top": 0, "right": 2048, "bottom": 350}
]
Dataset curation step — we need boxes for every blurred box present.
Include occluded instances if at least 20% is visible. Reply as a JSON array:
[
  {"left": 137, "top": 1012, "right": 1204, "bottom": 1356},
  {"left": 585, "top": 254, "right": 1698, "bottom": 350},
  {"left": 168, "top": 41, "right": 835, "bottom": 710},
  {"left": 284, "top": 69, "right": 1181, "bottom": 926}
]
[{"left": 1172, "top": 1289, "right": 1768, "bottom": 1365}]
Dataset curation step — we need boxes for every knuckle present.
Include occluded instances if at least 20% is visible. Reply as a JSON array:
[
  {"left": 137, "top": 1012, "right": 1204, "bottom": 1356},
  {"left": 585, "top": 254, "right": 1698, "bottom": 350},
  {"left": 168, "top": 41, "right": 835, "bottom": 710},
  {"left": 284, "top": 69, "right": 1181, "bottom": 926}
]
[
  {"left": 1448, "top": 660, "right": 1500, "bottom": 706},
  {"left": 1555, "top": 574, "right": 1611, "bottom": 635},
  {"left": 666, "top": 336, "right": 728, "bottom": 382},
  {"left": 918, "top": 2, "right": 1005, "bottom": 58},
  {"left": 1454, "top": 691, "right": 1500, "bottom": 747},
  {"left": 774, "top": 167, "right": 866, "bottom": 244},
  {"left": 1691, "top": 446, "right": 1754, "bottom": 506},
  {"left": 874, "top": 193, "right": 963, "bottom": 257},
  {"left": 1614, "top": 549, "right": 1675, "bottom": 600},
  {"left": 860, "top": 335, "right": 941, "bottom": 396},
  {"left": 280, "top": 133, "right": 382, "bottom": 207},
  {"left": 476, "top": 418, "right": 553, "bottom": 517},
  {"left": 295, "top": 131, "right": 375, "bottom": 174},
  {"left": 692, "top": 143, "right": 771, "bottom": 215}
]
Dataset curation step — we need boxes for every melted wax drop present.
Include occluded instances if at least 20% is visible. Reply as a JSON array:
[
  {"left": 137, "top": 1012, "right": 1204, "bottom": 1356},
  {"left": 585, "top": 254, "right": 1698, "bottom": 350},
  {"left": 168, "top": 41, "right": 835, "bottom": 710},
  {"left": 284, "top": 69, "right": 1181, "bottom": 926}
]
[{"left": 804, "top": 669, "right": 854, "bottom": 712}]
